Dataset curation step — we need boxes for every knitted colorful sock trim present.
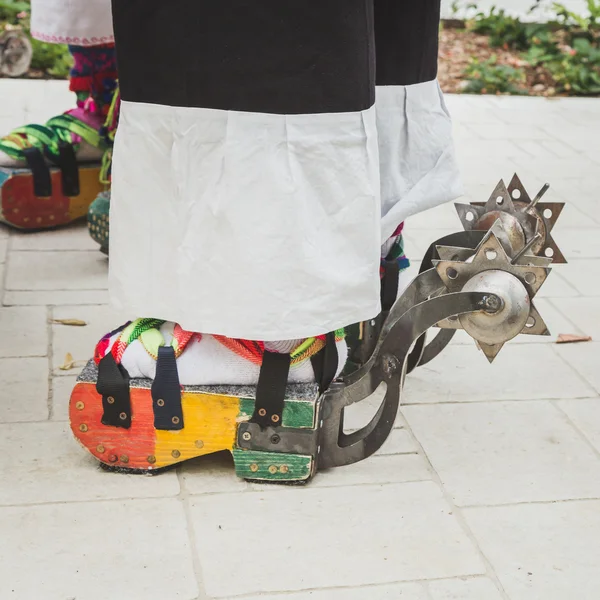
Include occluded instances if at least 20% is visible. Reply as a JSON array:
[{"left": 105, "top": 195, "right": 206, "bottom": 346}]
[
  {"left": 92, "top": 320, "right": 348, "bottom": 386},
  {"left": 94, "top": 319, "right": 346, "bottom": 370},
  {"left": 381, "top": 223, "right": 410, "bottom": 274},
  {"left": 68, "top": 44, "right": 118, "bottom": 117}
]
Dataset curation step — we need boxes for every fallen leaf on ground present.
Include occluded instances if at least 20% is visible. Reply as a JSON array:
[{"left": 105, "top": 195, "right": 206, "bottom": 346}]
[
  {"left": 59, "top": 353, "right": 77, "bottom": 370},
  {"left": 52, "top": 319, "right": 87, "bottom": 326},
  {"left": 556, "top": 334, "right": 593, "bottom": 344}
]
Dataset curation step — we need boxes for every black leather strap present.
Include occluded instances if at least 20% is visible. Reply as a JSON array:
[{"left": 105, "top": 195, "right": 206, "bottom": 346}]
[
  {"left": 151, "top": 345, "right": 184, "bottom": 431},
  {"left": 310, "top": 332, "right": 339, "bottom": 394},
  {"left": 57, "top": 141, "right": 80, "bottom": 197},
  {"left": 22, "top": 147, "right": 52, "bottom": 197},
  {"left": 96, "top": 353, "right": 132, "bottom": 429},
  {"left": 380, "top": 259, "right": 400, "bottom": 312},
  {"left": 251, "top": 351, "right": 291, "bottom": 428}
]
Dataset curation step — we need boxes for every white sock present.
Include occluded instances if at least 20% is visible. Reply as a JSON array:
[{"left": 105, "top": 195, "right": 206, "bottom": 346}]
[{"left": 103, "top": 322, "right": 348, "bottom": 386}]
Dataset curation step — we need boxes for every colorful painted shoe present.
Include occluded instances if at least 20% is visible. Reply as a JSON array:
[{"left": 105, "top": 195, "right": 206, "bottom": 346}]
[
  {"left": 0, "top": 109, "right": 106, "bottom": 230},
  {"left": 70, "top": 320, "right": 347, "bottom": 481},
  {"left": 87, "top": 190, "right": 110, "bottom": 253}
]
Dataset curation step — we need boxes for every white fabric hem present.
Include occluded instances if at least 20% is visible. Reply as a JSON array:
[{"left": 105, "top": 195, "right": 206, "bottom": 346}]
[
  {"left": 30, "top": 0, "right": 113, "bottom": 45},
  {"left": 109, "top": 102, "right": 382, "bottom": 339},
  {"left": 109, "top": 79, "right": 461, "bottom": 339}
]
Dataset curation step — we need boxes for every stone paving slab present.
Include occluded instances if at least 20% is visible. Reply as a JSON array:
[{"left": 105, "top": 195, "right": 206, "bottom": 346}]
[
  {"left": 0, "top": 498, "right": 198, "bottom": 600},
  {"left": 0, "top": 422, "right": 180, "bottom": 505},
  {"left": 1, "top": 81, "right": 600, "bottom": 599},
  {"left": 189, "top": 482, "right": 486, "bottom": 597},
  {"left": 441, "top": 0, "right": 586, "bottom": 21},
  {"left": 464, "top": 501, "right": 600, "bottom": 600},
  {"left": 403, "top": 400, "right": 600, "bottom": 506}
]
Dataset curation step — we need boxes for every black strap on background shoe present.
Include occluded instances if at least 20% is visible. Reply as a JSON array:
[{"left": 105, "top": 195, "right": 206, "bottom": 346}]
[
  {"left": 251, "top": 351, "right": 291, "bottom": 429},
  {"left": 57, "top": 141, "right": 80, "bottom": 197},
  {"left": 380, "top": 259, "right": 400, "bottom": 313},
  {"left": 22, "top": 147, "right": 52, "bottom": 197},
  {"left": 151, "top": 345, "right": 184, "bottom": 431},
  {"left": 97, "top": 353, "right": 132, "bottom": 429},
  {"left": 310, "top": 332, "right": 339, "bottom": 394}
]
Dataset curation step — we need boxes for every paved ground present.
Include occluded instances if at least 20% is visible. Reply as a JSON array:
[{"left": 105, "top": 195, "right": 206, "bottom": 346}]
[
  {"left": 441, "top": 0, "right": 586, "bottom": 20},
  {"left": 0, "top": 80, "right": 599, "bottom": 600}
]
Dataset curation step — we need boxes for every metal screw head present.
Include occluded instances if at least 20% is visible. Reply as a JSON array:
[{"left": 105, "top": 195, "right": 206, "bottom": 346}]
[
  {"left": 107, "top": 396, "right": 115, "bottom": 404},
  {"left": 279, "top": 465, "right": 289, "bottom": 474},
  {"left": 119, "top": 412, "right": 127, "bottom": 421},
  {"left": 157, "top": 398, "right": 165, "bottom": 407},
  {"left": 381, "top": 354, "right": 400, "bottom": 378},
  {"left": 258, "top": 408, "right": 267, "bottom": 417},
  {"left": 271, "top": 414, "right": 280, "bottom": 423},
  {"left": 171, "top": 416, "right": 180, "bottom": 425},
  {"left": 195, "top": 440, "right": 204, "bottom": 449},
  {"left": 75, "top": 401, "right": 85, "bottom": 410},
  {"left": 483, "top": 294, "right": 503, "bottom": 314},
  {"left": 250, "top": 463, "right": 259, "bottom": 472},
  {"left": 79, "top": 424, "right": 88, "bottom": 432},
  {"left": 268, "top": 465, "right": 278, "bottom": 474},
  {"left": 242, "top": 431, "right": 252, "bottom": 441},
  {"left": 120, "top": 455, "right": 129, "bottom": 464},
  {"left": 147, "top": 455, "right": 156, "bottom": 464},
  {"left": 96, "top": 445, "right": 105, "bottom": 453},
  {"left": 270, "top": 434, "right": 281, "bottom": 444},
  {"left": 172, "top": 450, "right": 181, "bottom": 459}
]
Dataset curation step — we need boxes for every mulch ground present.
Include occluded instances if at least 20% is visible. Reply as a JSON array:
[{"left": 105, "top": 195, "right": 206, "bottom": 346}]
[{"left": 438, "top": 25, "right": 559, "bottom": 96}]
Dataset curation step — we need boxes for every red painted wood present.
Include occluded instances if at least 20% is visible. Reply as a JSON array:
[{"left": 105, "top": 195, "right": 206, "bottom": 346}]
[
  {"left": 1, "top": 171, "right": 71, "bottom": 229},
  {"left": 70, "top": 383, "right": 157, "bottom": 470}
]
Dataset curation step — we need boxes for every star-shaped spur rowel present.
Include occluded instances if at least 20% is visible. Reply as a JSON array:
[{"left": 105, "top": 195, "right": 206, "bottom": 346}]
[
  {"left": 455, "top": 174, "right": 566, "bottom": 264},
  {"left": 433, "top": 220, "right": 552, "bottom": 363}
]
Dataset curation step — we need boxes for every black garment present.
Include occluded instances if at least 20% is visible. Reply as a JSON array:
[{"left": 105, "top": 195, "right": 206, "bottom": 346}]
[{"left": 112, "top": 0, "right": 440, "bottom": 115}]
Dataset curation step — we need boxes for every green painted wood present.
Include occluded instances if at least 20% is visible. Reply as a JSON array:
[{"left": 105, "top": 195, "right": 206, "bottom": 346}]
[
  {"left": 238, "top": 397, "right": 315, "bottom": 429},
  {"left": 232, "top": 449, "right": 313, "bottom": 481}
]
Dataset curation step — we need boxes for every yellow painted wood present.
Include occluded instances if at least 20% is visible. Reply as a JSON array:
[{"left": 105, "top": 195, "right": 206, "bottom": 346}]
[
  {"left": 68, "top": 166, "right": 104, "bottom": 219},
  {"left": 154, "top": 392, "right": 241, "bottom": 467}
]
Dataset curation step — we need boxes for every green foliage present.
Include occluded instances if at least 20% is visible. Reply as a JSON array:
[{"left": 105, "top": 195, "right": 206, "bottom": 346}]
[
  {"left": 464, "top": 2, "right": 600, "bottom": 96},
  {"left": 462, "top": 55, "right": 527, "bottom": 94},
  {"left": 548, "top": 37, "right": 600, "bottom": 93},
  {"left": 468, "top": 6, "right": 548, "bottom": 50},
  {"left": 0, "top": 0, "right": 30, "bottom": 22},
  {"left": 553, "top": 0, "right": 600, "bottom": 33},
  {"left": 29, "top": 37, "right": 72, "bottom": 78}
]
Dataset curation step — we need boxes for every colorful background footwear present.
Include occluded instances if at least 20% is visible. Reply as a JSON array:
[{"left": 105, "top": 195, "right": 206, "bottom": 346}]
[{"left": 87, "top": 190, "right": 110, "bottom": 253}]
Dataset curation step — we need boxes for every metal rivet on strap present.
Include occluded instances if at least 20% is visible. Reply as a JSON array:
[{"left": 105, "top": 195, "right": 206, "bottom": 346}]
[
  {"left": 195, "top": 440, "right": 204, "bottom": 449},
  {"left": 79, "top": 424, "right": 88, "bottom": 432},
  {"left": 242, "top": 432, "right": 252, "bottom": 441},
  {"left": 171, "top": 416, "right": 180, "bottom": 425},
  {"left": 157, "top": 398, "right": 165, "bottom": 407},
  {"left": 250, "top": 463, "right": 259, "bottom": 472},
  {"left": 279, "top": 465, "right": 289, "bottom": 474},
  {"left": 120, "top": 455, "right": 129, "bottom": 464},
  {"left": 268, "top": 465, "right": 278, "bottom": 474},
  {"left": 119, "top": 412, "right": 127, "bottom": 420},
  {"left": 96, "top": 445, "right": 105, "bottom": 453},
  {"left": 172, "top": 450, "right": 181, "bottom": 459},
  {"left": 147, "top": 455, "right": 156, "bottom": 464},
  {"left": 107, "top": 396, "right": 115, "bottom": 404},
  {"left": 258, "top": 408, "right": 267, "bottom": 417},
  {"left": 108, "top": 454, "right": 118, "bottom": 463},
  {"left": 271, "top": 414, "right": 280, "bottom": 423},
  {"left": 75, "top": 401, "right": 85, "bottom": 410}
]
